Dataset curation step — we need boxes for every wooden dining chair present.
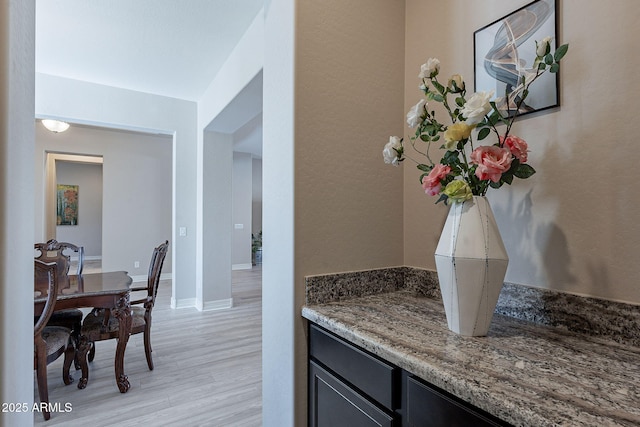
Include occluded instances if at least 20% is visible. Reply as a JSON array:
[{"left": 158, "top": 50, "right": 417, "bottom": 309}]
[
  {"left": 34, "top": 240, "right": 85, "bottom": 368},
  {"left": 34, "top": 259, "right": 75, "bottom": 421},
  {"left": 83, "top": 240, "right": 169, "bottom": 370}
]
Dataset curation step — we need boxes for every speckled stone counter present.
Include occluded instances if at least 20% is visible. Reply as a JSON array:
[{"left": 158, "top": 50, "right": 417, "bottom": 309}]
[{"left": 302, "top": 269, "right": 640, "bottom": 427}]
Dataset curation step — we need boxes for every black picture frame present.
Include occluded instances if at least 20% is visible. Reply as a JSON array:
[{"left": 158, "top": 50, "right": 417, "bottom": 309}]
[{"left": 473, "top": 0, "right": 559, "bottom": 117}]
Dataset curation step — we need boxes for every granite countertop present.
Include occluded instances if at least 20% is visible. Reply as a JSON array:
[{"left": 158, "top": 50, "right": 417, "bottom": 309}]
[{"left": 302, "top": 288, "right": 640, "bottom": 427}]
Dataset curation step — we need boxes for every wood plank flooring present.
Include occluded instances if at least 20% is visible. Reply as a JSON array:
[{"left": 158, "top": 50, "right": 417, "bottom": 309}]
[{"left": 35, "top": 267, "right": 262, "bottom": 426}]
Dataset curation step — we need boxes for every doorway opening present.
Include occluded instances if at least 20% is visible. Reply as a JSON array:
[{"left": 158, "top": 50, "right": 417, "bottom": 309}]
[{"left": 45, "top": 153, "right": 103, "bottom": 265}]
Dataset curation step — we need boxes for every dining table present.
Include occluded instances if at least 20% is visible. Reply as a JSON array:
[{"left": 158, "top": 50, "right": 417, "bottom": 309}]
[{"left": 34, "top": 271, "right": 134, "bottom": 393}]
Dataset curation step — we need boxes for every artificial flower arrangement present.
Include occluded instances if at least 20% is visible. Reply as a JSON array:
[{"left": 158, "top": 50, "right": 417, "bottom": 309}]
[{"left": 383, "top": 37, "right": 569, "bottom": 204}]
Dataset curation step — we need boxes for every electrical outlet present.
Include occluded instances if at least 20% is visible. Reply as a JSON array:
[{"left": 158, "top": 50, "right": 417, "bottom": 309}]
[{"left": 134, "top": 261, "right": 140, "bottom": 268}]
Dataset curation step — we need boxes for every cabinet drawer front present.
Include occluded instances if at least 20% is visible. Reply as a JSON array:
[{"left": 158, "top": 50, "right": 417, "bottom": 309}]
[
  {"left": 310, "top": 361, "right": 395, "bottom": 427},
  {"left": 310, "top": 324, "right": 398, "bottom": 410},
  {"left": 405, "top": 375, "right": 504, "bottom": 427}
]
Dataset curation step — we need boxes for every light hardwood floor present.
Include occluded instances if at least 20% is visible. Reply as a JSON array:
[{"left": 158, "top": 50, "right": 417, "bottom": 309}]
[{"left": 35, "top": 267, "right": 262, "bottom": 426}]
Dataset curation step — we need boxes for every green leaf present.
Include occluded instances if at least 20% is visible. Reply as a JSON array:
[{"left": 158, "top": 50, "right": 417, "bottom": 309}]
[
  {"left": 538, "top": 62, "right": 547, "bottom": 71},
  {"left": 432, "top": 80, "right": 446, "bottom": 95},
  {"left": 502, "top": 172, "right": 514, "bottom": 185},
  {"left": 550, "top": 63, "right": 560, "bottom": 73},
  {"left": 432, "top": 135, "right": 440, "bottom": 142},
  {"left": 489, "top": 181, "right": 502, "bottom": 189},
  {"left": 420, "top": 134, "right": 430, "bottom": 142},
  {"left": 435, "top": 193, "right": 449, "bottom": 205},
  {"left": 443, "top": 150, "right": 459, "bottom": 164},
  {"left": 488, "top": 112, "right": 501, "bottom": 126},
  {"left": 432, "top": 94, "right": 444, "bottom": 103},
  {"left": 419, "top": 173, "right": 428, "bottom": 184},
  {"left": 477, "top": 127, "right": 491, "bottom": 141},
  {"left": 455, "top": 97, "right": 465, "bottom": 107},
  {"left": 416, "top": 163, "right": 431, "bottom": 172},
  {"left": 544, "top": 53, "right": 553, "bottom": 65},
  {"left": 554, "top": 44, "right": 569, "bottom": 62},
  {"left": 514, "top": 163, "right": 536, "bottom": 179}
]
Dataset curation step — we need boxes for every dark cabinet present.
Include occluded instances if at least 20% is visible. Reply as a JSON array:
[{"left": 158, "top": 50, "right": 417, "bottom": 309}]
[
  {"left": 309, "top": 360, "right": 395, "bottom": 427},
  {"left": 308, "top": 323, "right": 510, "bottom": 427},
  {"left": 403, "top": 373, "right": 505, "bottom": 427},
  {"left": 309, "top": 324, "right": 399, "bottom": 427}
]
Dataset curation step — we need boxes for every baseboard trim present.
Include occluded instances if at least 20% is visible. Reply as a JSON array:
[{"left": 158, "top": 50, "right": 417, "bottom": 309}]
[
  {"left": 171, "top": 297, "right": 197, "bottom": 309},
  {"left": 131, "top": 272, "right": 171, "bottom": 283},
  {"left": 196, "top": 298, "right": 233, "bottom": 312},
  {"left": 232, "top": 263, "right": 253, "bottom": 271}
]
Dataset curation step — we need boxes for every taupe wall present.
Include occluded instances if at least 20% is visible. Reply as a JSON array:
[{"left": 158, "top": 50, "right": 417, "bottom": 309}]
[
  {"left": 403, "top": 0, "right": 640, "bottom": 304},
  {"left": 293, "top": 0, "right": 406, "bottom": 424}
]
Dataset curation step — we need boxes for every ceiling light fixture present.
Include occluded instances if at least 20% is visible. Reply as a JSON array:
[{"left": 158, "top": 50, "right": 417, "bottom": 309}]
[{"left": 41, "top": 119, "right": 70, "bottom": 133}]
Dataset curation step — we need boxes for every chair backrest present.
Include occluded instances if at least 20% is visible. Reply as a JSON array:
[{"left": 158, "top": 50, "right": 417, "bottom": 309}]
[
  {"left": 34, "top": 239, "right": 84, "bottom": 276},
  {"left": 147, "top": 240, "right": 169, "bottom": 307},
  {"left": 34, "top": 260, "right": 60, "bottom": 338}
]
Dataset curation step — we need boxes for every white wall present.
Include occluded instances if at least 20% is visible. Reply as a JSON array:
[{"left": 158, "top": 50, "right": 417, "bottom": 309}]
[
  {"left": 403, "top": 0, "right": 640, "bottom": 304},
  {"left": 35, "top": 123, "right": 172, "bottom": 277},
  {"left": 55, "top": 160, "right": 103, "bottom": 257},
  {"left": 35, "top": 73, "right": 196, "bottom": 302},
  {"left": 200, "top": 131, "right": 233, "bottom": 310},
  {"left": 232, "top": 152, "right": 252, "bottom": 269},
  {"left": 1, "top": 0, "right": 36, "bottom": 424},
  {"left": 196, "top": 10, "right": 263, "bottom": 310},
  {"left": 263, "top": 0, "right": 296, "bottom": 424}
]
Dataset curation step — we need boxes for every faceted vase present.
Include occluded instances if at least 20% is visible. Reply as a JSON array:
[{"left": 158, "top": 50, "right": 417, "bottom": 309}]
[{"left": 434, "top": 196, "right": 508, "bottom": 336}]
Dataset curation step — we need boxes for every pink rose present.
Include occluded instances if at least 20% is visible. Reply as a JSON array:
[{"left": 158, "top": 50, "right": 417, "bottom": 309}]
[
  {"left": 471, "top": 146, "right": 513, "bottom": 183},
  {"left": 501, "top": 135, "right": 529, "bottom": 163},
  {"left": 422, "top": 164, "right": 451, "bottom": 196}
]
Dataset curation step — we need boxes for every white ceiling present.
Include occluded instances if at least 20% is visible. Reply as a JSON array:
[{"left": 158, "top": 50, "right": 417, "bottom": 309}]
[{"left": 36, "top": 0, "right": 264, "bottom": 157}]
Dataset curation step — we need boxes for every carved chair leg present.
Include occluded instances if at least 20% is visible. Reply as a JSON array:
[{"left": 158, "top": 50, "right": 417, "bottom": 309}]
[
  {"left": 73, "top": 319, "right": 82, "bottom": 370},
  {"left": 144, "top": 314, "right": 153, "bottom": 370},
  {"left": 76, "top": 337, "right": 92, "bottom": 389},
  {"left": 144, "top": 331, "right": 153, "bottom": 371},
  {"left": 88, "top": 342, "right": 96, "bottom": 362},
  {"left": 35, "top": 345, "right": 51, "bottom": 421},
  {"left": 62, "top": 338, "right": 75, "bottom": 385}
]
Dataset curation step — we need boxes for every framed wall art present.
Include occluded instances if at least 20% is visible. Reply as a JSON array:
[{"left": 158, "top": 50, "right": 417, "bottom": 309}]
[
  {"left": 57, "top": 184, "right": 78, "bottom": 225},
  {"left": 474, "top": 0, "right": 558, "bottom": 117}
]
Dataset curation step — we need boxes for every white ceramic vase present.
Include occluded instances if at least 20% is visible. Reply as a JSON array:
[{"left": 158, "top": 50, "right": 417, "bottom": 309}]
[{"left": 434, "top": 196, "right": 508, "bottom": 336}]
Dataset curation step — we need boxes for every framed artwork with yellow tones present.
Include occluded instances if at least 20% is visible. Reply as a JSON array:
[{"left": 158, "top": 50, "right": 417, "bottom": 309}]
[{"left": 57, "top": 184, "right": 78, "bottom": 225}]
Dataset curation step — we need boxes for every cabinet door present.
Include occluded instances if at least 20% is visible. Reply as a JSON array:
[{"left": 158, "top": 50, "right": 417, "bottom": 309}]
[
  {"left": 404, "top": 375, "right": 506, "bottom": 427},
  {"left": 309, "top": 361, "right": 396, "bottom": 427},
  {"left": 309, "top": 324, "right": 399, "bottom": 410}
]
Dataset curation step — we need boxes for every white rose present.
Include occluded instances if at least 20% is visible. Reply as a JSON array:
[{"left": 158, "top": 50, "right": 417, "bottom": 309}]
[
  {"left": 418, "top": 58, "right": 440, "bottom": 78},
  {"left": 383, "top": 136, "right": 403, "bottom": 166},
  {"left": 447, "top": 74, "right": 465, "bottom": 92},
  {"left": 461, "top": 90, "right": 494, "bottom": 125},
  {"left": 406, "top": 99, "right": 426, "bottom": 128},
  {"left": 536, "top": 36, "right": 553, "bottom": 57}
]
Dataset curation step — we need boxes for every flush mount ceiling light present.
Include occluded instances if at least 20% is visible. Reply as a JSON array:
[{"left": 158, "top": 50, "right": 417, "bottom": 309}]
[{"left": 41, "top": 119, "right": 70, "bottom": 133}]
